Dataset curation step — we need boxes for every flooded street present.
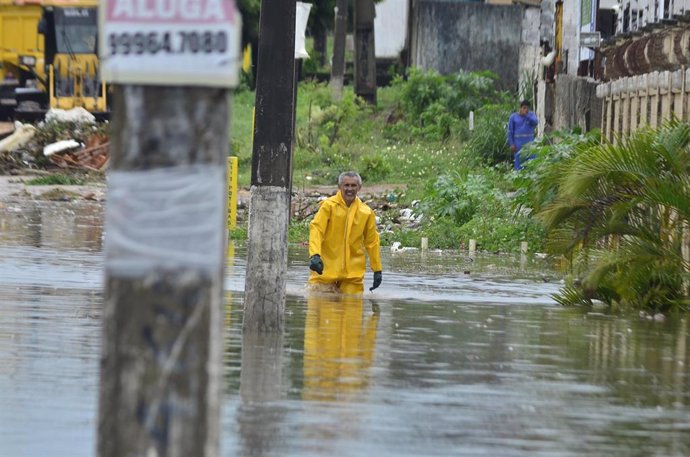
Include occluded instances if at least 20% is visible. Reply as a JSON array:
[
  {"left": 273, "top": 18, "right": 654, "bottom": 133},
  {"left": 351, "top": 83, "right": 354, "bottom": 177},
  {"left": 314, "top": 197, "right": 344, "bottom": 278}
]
[{"left": 1, "top": 201, "right": 690, "bottom": 456}]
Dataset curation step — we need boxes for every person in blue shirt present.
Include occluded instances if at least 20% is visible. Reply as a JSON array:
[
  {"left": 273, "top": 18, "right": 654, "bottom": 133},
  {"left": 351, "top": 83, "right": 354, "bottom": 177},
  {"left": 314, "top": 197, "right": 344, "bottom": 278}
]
[{"left": 507, "top": 100, "right": 539, "bottom": 170}]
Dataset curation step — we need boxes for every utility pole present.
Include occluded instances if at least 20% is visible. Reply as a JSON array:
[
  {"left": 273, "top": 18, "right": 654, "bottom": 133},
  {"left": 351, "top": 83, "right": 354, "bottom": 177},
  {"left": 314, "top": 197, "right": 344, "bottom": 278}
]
[
  {"left": 354, "top": 0, "right": 377, "bottom": 104},
  {"left": 330, "top": 0, "right": 349, "bottom": 101},
  {"left": 97, "top": 1, "right": 240, "bottom": 455},
  {"left": 243, "top": 0, "right": 297, "bottom": 332},
  {"left": 99, "top": 86, "right": 229, "bottom": 457}
]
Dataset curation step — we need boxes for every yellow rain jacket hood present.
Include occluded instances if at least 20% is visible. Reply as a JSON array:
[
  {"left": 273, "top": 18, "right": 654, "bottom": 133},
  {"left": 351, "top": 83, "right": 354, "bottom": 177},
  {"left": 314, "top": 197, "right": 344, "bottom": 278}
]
[{"left": 309, "top": 191, "right": 382, "bottom": 282}]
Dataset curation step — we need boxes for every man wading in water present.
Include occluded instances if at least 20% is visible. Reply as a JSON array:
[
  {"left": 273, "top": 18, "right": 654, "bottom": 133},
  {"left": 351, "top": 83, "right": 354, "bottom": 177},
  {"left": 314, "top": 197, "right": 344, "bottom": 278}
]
[{"left": 307, "top": 171, "right": 382, "bottom": 294}]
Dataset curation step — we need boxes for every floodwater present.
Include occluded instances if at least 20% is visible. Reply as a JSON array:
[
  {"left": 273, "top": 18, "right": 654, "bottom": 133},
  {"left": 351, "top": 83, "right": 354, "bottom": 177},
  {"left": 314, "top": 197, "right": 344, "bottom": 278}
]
[{"left": 1, "top": 201, "right": 690, "bottom": 457}]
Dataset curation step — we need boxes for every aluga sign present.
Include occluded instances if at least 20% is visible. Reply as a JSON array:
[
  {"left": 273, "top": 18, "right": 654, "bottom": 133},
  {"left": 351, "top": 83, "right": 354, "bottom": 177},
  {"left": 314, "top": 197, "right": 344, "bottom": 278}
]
[{"left": 99, "top": 0, "right": 241, "bottom": 87}]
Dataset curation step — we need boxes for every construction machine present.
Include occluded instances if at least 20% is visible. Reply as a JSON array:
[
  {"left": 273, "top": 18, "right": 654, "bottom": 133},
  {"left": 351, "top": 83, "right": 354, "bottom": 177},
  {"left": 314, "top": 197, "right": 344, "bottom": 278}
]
[{"left": 0, "top": 0, "right": 107, "bottom": 121}]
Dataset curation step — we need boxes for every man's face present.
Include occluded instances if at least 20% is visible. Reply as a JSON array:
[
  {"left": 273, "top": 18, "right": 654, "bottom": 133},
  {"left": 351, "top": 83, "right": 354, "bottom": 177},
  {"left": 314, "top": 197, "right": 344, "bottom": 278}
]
[
  {"left": 519, "top": 105, "right": 529, "bottom": 116},
  {"left": 339, "top": 176, "right": 361, "bottom": 205}
]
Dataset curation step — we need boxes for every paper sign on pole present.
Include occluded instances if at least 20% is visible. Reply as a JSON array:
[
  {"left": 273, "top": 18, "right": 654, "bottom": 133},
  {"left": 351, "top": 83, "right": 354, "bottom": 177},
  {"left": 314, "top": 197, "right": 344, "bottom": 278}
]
[
  {"left": 99, "top": 0, "right": 242, "bottom": 87},
  {"left": 295, "top": 2, "right": 312, "bottom": 59}
]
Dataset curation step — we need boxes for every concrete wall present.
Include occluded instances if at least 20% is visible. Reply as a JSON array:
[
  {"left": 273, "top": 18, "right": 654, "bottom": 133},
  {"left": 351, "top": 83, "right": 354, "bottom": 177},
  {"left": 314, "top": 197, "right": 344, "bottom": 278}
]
[
  {"left": 551, "top": 74, "right": 602, "bottom": 132},
  {"left": 411, "top": 2, "right": 523, "bottom": 90},
  {"left": 519, "top": 6, "right": 542, "bottom": 97},
  {"left": 561, "top": 0, "right": 580, "bottom": 77},
  {"left": 540, "top": 0, "right": 555, "bottom": 47}
]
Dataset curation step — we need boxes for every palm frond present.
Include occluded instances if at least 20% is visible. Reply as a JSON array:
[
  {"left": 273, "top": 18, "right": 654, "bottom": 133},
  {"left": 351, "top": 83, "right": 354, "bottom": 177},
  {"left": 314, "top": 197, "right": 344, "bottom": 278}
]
[{"left": 538, "top": 120, "right": 690, "bottom": 311}]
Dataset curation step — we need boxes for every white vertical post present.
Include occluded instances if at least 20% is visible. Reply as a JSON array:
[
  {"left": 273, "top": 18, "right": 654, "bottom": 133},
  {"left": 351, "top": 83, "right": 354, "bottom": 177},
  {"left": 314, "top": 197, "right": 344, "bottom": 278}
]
[
  {"left": 612, "top": 79, "right": 621, "bottom": 142},
  {"left": 639, "top": 73, "right": 649, "bottom": 127},
  {"left": 630, "top": 76, "right": 640, "bottom": 133},
  {"left": 649, "top": 71, "right": 660, "bottom": 128},
  {"left": 685, "top": 68, "right": 690, "bottom": 123},
  {"left": 673, "top": 69, "right": 684, "bottom": 120},
  {"left": 605, "top": 83, "right": 614, "bottom": 141},
  {"left": 660, "top": 71, "right": 672, "bottom": 123},
  {"left": 622, "top": 78, "right": 631, "bottom": 136}
]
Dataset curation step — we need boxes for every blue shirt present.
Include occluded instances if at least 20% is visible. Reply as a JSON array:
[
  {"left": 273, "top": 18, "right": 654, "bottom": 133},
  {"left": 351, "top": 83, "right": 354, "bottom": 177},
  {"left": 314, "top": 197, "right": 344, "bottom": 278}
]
[{"left": 507, "top": 111, "right": 538, "bottom": 152}]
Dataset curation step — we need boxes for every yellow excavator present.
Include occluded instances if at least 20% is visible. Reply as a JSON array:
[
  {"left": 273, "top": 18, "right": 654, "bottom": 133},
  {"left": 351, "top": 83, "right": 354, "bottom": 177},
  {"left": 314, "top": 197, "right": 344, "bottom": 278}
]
[{"left": 0, "top": 0, "right": 107, "bottom": 121}]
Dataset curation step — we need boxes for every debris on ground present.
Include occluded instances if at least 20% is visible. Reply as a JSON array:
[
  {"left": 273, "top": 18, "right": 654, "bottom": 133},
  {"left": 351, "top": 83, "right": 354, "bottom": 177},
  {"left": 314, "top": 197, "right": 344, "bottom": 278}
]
[
  {"left": 0, "top": 108, "right": 109, "bottom": 175},
  {"left": 43, "top": 139, "right": 82, "bottom": 156},
  {"left": 38, "top": 188, "right": 83, "bottom": 201},
  {"left": 45, "top": 107, "right": 96, "bottom": 125},
  {"left": 0, "top": 122, "right": 36, "bottom": 154},
  {"left": 236, "top": 185, "right": 419, "bottom": 234},
  {"left": 46, "top": 135, "right": 109, "bottom": 171}
]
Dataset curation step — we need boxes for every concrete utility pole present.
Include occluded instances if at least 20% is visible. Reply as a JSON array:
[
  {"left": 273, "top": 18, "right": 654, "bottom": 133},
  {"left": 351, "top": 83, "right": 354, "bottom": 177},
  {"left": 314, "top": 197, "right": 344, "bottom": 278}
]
[
  {"left": 243, "top": 0, "right": 297, "bottom": 332},
  {"left": 98, "top": 86, "right": 228, "bottom": 457},
  {"left": 330, "top": 0, "right": 349, "bottom": 101},
  {"left": 354, "top": 0, "right": 377, "bottom": 104}
]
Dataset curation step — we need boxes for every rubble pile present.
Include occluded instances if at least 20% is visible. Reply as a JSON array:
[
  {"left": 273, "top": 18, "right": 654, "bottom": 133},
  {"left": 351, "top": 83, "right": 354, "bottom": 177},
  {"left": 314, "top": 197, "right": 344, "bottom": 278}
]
[
  {"left": 45, "top": 134, "right": 109, "bottom": 171},
  {"left": 0, "top": 107, "right": 109, "bottom": 175}
]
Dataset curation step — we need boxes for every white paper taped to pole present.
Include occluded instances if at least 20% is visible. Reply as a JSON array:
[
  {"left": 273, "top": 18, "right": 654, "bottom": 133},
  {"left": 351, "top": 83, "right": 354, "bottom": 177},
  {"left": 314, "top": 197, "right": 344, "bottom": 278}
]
[
  {"left": 105, "top": 164, "right": 225, "bottom": 276},
  {"left": 295, "top": 2, "right": 312, "bottom": 59}
]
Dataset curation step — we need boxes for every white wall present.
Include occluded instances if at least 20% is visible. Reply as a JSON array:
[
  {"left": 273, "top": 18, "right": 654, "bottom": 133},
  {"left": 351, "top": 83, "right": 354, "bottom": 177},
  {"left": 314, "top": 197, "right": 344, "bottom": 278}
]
[
  {"left": 562, "top": 0, "right": 580, "bottom": 76},
  {"left": 375, "top": 0, "right": 408, "bottom": 58},
  {"left": 519, "top": 6, "right": 542, "bottom": 93}
]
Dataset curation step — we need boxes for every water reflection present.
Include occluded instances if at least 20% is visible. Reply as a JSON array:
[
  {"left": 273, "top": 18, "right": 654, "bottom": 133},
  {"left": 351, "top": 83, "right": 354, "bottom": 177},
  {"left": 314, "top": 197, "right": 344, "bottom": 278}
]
[
  {"left": 237, "top": 332, "right": 287, "bottom": 457},
  {"left": 303, "top": 293, "right": 379, "bottom": 401},
  {"left": 0, "top": 201, "right": 103, "bottom": 251}
]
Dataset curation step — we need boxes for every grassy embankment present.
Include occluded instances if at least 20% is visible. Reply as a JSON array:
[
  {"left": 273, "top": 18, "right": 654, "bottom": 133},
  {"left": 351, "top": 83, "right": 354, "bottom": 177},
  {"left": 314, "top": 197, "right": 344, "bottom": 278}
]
[{"left": 229, "top": 70, "right": 546, "bottom": 253}]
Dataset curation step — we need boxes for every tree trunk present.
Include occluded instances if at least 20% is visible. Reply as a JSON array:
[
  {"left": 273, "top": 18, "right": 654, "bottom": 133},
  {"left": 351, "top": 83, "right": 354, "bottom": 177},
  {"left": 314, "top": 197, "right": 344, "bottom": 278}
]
[
  {"left": 354, "top": 0, "right": 377, "bottom": 104},
  {"left": 330, "top": 0, "right": 349, "bottom": 101},
  {"left": 98, "top": 85, "right": 228, "bottom": 457},
  {"left": 243, "top": 0, "right": 297, "bottom": 333},
  {"left": 313, "top": 25, "right": 328, "bottom": 68}
]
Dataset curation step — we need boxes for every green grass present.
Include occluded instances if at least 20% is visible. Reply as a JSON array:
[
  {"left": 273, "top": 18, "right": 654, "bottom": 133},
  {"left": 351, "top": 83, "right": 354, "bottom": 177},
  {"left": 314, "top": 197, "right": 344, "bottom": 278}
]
[
  {"left": 230, "top": 82, "right": 472, "bottom": 189},
  {"left": 25, "top": 174, "right": 84, "bottom": 186},
  {"left": 230, "top": 89, "right": 256, "bottom": 186}
]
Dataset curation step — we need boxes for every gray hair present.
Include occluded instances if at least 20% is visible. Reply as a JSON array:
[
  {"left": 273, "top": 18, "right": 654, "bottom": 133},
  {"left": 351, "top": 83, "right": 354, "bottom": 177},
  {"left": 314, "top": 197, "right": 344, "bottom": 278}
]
[{"left": 338, "top": 171, "right": 362, "bottom": 186}]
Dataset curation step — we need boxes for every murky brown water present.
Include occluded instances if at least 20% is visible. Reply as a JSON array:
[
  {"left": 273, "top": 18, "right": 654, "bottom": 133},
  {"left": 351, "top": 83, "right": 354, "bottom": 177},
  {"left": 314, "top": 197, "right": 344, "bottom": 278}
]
[{"left": 1, "top": 201, "right": 689, "bottom": 456}]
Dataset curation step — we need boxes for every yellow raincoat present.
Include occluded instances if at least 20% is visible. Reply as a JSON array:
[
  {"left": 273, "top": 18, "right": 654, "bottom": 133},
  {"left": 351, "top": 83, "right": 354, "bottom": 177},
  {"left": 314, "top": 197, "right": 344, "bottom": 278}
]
[{"left": 309, "top": 191, "right": 382, "bottom": 294}]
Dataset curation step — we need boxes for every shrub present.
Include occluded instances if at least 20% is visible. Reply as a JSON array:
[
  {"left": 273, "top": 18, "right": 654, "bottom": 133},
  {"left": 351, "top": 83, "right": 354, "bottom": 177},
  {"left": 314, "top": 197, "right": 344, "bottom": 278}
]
[
  {"left": 387, "top": 68, "right": 508, "bottom": 141},
  {"left": 421, "top": 170, "right": 506, "bottom": 226},
  {"left": 360, "top": 154, "right": 391, "bottom": 182},
  {"left": 536, "top": 122, "right": 690, "bottom": 312},
  {"left": 463, "top": 103, "right": 513, "bottom": 165}
]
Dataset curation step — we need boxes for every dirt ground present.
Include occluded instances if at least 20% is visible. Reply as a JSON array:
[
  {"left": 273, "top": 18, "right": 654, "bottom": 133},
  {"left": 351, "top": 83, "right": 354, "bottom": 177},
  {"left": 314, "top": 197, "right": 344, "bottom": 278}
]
[
  {"left": 0, "top": 174, "right": 107, "bottom": 202},
  {"left": 0, "top": 173, "right": 406, "bottom": 205}
]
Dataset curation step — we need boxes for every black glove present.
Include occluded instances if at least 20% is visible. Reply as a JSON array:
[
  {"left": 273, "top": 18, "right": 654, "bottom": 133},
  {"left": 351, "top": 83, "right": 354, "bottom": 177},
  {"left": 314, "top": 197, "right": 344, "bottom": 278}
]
[
  {"left": 309, "top": 255, "right": 324, "bottom": 275},
  {"left": 370, "top": 271, "right": 382, "bottom": 291}
]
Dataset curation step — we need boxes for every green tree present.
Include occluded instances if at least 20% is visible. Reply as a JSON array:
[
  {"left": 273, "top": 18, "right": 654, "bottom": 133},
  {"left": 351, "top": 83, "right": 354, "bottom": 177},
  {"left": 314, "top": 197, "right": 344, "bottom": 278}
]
[{"left": 538, "top": 122, "right": 690, "bottom": 313}]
